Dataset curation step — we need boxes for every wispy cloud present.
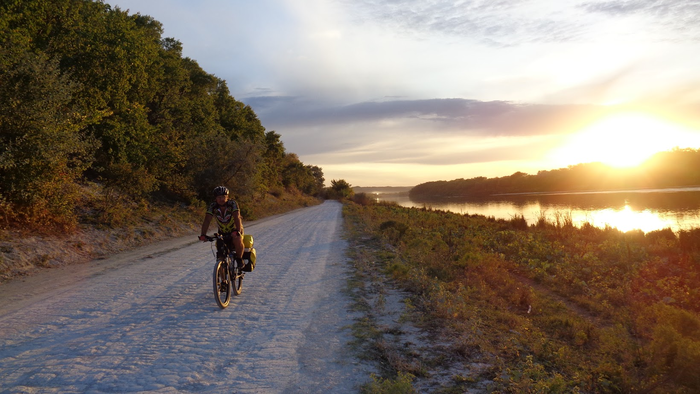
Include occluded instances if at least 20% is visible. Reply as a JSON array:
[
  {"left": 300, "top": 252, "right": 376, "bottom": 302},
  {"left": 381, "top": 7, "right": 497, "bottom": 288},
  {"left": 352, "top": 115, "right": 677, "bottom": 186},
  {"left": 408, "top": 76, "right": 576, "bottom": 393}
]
[
  {"left": 581, "top": 0, "right": 700, "bottom": 18},
  {"left": 248, "top": 96, "right": 604, "bottom": 137},
  {"left": 580, "top": 0, "right": 700, "bottom": 41},
  {"left": 339, "top": 0, "right": 591, "bottom": 45},
  {"left": 340, "top": 0, "right": 700, "bottom": 45}
]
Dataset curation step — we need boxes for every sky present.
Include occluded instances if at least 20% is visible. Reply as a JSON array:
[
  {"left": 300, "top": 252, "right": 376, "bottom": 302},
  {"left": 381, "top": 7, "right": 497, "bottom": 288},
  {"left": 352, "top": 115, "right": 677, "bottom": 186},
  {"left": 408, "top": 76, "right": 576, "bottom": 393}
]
[{"left": 109, "top": 0, "right": 700, "bottom": 187}]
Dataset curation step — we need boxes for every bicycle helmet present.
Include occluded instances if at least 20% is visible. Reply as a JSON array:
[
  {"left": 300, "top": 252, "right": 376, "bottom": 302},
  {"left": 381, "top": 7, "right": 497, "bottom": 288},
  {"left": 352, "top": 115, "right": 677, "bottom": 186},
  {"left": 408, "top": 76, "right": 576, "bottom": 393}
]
[{"left": 213, "top": 186, "right": 229, "bottom": 196}]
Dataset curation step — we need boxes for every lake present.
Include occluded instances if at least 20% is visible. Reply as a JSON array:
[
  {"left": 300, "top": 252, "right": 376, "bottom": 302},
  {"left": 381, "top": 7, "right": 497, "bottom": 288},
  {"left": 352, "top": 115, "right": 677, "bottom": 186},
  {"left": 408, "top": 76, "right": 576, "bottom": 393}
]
[{"left": 356, "top": 186, "right": 700, "bottom": 233}]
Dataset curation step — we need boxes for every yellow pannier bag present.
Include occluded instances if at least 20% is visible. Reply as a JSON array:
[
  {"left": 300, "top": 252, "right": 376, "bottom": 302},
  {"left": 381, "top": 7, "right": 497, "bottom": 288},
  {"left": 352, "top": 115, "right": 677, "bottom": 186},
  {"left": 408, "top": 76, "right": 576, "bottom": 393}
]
[
  {"left": 242, "top": 234, "right": 256, "bottom": 271},
  {"left": 243, "top": 234, "right": 254, "bottom": 248},
  {"left": 247, "top": 248, "right": 256, "bottom": 265}
]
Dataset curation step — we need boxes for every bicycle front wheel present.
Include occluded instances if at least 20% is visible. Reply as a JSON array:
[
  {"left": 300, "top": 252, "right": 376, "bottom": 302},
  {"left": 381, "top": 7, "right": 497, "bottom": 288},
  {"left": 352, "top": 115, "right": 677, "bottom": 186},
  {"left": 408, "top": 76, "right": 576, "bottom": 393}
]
[
  {"left": 231, "top": 266, "right": 243, "bottom": 296},
  {"left": 213, "top": 260, "right": 231, "bottom": 308}
]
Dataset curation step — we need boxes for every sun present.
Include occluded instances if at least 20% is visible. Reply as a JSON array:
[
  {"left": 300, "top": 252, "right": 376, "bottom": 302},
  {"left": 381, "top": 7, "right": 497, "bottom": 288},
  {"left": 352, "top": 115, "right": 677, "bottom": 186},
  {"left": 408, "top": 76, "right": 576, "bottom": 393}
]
[{"left": 549, "top": 112, "right": 700, "bottom": 168}]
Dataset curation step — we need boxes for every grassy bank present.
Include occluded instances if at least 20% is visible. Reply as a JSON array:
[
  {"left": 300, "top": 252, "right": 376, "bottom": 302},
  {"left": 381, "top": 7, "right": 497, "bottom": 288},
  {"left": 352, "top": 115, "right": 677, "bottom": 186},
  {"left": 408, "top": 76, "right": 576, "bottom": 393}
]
[
  {"left": 344, "top": 201, "right": 700, "bottom": 393},
  {"left": 0, "top": 183, "right": 321, "bottom": 282}
]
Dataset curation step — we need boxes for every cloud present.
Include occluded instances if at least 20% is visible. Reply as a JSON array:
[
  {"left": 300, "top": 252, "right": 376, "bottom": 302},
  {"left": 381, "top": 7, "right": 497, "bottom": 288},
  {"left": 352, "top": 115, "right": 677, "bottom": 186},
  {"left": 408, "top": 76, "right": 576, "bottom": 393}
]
[
  {"left": 338, "top": 0, "right": 700, "bottom": 45},
  {"left": 581, "top": 0, "right": 700, "bottom": 17},
  {"left": 580, "top": 1, "right": 700, "bottom": 41},
  {"left": 246, "top": 96, "right": 606, "bottom": 139},
  {"left": 242, "top": 94, "right": 616, "bottom": 177},
  {"left": 338, "top": 0, "right": 591, "bottom": 45},
  {"left": 346, "top": 137, "right": 557, "bottom": 166},
  {"left": 542, "top": 66, "right": 637, "bottom": 104},
  {"left": 243, "top": 95, "right": 299, "bottom": 111}
]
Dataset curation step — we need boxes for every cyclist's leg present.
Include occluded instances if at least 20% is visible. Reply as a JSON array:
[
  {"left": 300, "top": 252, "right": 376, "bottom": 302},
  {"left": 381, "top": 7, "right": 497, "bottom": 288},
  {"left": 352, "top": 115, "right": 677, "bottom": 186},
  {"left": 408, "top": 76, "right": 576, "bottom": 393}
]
[
  {"left": 215, "top": 238, "right": 226, "bottom": 260},
  {"left": 232, "top": 232, "right": 245, "bottom": 262},
  {"left": 224, "top": 233, "right": 244, "bottom": 266}
]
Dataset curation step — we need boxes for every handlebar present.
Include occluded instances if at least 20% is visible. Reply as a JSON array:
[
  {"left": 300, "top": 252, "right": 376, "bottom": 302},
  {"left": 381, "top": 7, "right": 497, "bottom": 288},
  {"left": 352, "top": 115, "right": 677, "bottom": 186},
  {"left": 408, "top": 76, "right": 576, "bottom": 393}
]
[
  {"left": 201, "top": 233, "right": 222, "bottom": 242},
  {"left": 200, "top": 231, "right": 241, "bottom": 242}
]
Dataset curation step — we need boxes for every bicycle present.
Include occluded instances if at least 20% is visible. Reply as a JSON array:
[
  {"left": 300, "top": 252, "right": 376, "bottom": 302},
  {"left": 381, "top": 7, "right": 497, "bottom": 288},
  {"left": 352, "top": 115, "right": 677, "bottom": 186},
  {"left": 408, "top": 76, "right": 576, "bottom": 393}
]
[{"left": 204, "top": 233, "right": 245, "bottom": 308}]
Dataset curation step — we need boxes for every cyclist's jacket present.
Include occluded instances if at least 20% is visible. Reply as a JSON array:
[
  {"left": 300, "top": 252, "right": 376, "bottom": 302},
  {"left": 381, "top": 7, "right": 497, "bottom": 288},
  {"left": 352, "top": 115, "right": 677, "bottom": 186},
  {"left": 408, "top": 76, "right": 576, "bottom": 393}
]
[{"left": 206, "top": 200, "right": 240, "bottom": 234}]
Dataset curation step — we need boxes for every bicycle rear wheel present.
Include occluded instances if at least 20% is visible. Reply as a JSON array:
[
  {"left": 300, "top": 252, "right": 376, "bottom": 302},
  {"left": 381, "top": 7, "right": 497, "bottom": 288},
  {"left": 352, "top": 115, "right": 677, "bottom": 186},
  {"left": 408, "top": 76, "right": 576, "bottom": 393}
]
[{"left": 213, "top": 260, "right": 231, "bottom": 308}]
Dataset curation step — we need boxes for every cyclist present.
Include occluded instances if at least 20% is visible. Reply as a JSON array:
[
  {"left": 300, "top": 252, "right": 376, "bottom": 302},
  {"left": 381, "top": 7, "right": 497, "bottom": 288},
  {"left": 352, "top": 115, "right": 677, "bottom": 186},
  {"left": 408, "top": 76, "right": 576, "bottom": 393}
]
[{"left": 198, "top": 186, "right": 246, "bottom": 269}]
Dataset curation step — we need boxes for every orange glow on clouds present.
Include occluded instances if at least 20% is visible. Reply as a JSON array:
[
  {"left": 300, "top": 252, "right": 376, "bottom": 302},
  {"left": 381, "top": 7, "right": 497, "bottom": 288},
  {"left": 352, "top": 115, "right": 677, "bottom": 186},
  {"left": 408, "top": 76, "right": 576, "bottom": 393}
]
[{"left": 548, "top": 113, "right": 700, "bottom": 168}]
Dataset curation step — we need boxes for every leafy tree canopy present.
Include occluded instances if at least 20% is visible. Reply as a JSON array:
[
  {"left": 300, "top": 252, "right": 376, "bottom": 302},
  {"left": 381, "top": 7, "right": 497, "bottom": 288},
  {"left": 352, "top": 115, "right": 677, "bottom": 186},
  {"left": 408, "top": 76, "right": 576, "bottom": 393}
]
[{"left": 0, "top": 0, "right": 323, "bottom": 227}]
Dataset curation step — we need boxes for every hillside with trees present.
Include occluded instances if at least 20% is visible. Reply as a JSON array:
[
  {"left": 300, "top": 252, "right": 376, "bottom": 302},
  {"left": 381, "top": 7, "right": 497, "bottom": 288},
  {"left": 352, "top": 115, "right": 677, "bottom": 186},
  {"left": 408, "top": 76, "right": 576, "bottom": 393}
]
[
  {"left": 0, "top": 0, "right": 325, "bottom": 229},
  {"left": 409, "top": 148, "right": 700, "bottom": 200}
]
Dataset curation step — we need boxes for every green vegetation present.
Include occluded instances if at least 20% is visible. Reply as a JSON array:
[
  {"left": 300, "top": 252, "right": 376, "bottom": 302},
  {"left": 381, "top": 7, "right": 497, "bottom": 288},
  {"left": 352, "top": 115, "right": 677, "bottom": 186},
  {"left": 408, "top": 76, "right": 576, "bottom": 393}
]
[
  {"left": 362, "top": 372, "right": 417, "bottom": 394},
  {"left": 410, "top": 148, "right": 700, "bottom": 200},
  {"left": 327, "top": 179, "right": 355, "bottom": 200},
  {"left": 344, "top": 201, "right": 700, "bottom": 393},
  {"left": 0, "top": 0, "right": 324, "bottom": 231}
]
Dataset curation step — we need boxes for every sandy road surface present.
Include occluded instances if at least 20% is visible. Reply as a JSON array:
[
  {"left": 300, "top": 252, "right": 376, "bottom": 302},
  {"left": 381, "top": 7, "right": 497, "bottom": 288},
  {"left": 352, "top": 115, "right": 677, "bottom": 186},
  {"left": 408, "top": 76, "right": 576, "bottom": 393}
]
[{"left": 0, "top": 201, "right": 370, "bottom": 393}]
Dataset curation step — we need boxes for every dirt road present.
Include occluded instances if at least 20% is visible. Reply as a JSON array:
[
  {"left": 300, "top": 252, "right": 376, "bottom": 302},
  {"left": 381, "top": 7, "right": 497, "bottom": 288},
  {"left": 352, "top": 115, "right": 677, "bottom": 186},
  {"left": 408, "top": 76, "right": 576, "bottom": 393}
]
[{"left": 0, "top": 201, "right": 370, "bottom": 393}]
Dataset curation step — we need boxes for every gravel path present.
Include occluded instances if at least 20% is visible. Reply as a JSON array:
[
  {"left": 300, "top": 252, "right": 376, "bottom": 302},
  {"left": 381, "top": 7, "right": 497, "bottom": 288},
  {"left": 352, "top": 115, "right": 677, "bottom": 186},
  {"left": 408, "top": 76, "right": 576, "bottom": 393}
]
[{"left": 0, "top": 201, "right": 369, "bottom": 393}]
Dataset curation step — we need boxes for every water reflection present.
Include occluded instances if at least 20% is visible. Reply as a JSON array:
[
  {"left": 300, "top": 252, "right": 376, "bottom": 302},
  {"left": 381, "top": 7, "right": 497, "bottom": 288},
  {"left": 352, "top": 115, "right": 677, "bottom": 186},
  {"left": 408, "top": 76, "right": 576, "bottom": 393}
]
[
  {"left": 589, "top": 206, "right": 674, "bottom": 233},
  {"left": 373, "top": 188, "right": 700, "bottom": 233}
]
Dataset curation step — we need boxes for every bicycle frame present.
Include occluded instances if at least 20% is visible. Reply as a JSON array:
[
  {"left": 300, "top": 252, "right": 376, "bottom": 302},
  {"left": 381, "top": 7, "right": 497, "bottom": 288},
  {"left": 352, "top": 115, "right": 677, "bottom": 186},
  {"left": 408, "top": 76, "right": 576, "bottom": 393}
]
[{"left": 205, "top": 233, "right": 244, "bottom": 274}]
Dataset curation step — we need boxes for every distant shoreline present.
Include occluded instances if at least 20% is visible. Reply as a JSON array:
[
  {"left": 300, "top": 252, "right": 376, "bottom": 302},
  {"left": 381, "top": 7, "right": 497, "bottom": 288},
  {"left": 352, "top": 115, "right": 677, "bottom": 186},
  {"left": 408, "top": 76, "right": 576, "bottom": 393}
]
[
  {"left": 490, "top": 185, "right": 700, "bottom": 197},
  {"left": 353, "top": 186, "right": 413, "bottom": 195}
]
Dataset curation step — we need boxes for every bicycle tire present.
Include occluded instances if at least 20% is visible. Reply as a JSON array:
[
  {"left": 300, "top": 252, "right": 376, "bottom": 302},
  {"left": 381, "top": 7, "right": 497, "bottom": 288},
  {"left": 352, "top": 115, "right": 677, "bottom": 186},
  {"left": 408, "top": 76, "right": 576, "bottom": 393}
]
[
  {"left": 231, "top": 265, "right": 243, "bottom": 295},
  {"left": 213, "top": 259, "right": 231, "bottom": 308}
]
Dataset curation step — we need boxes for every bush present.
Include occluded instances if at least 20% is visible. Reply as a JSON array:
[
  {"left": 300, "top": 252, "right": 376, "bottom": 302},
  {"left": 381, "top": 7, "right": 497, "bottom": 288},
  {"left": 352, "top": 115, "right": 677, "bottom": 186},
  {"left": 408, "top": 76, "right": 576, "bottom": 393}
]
[
  {"left": 361, "top": 372, "right": 416, "bottom": 394},
  {"left": 647, "top": 304, "right": 700, "bottom": 390},
  {"left": 326, "top": 179, "right": 354, "bottom": 200},
  {"left": 0, "top": 47, "right": 98, "bottom": 227},
  {"left": 352, "top": 192, "right": 375, "bottom": 206},
  {"left": 679, "top": 228, "right": 700, "bottom": 253},
  {"left": 509, "top": 214, "right": 528, "bottom": 230},
  {"left": 646, "top": 228, "right": 677, "bottom": 243}
]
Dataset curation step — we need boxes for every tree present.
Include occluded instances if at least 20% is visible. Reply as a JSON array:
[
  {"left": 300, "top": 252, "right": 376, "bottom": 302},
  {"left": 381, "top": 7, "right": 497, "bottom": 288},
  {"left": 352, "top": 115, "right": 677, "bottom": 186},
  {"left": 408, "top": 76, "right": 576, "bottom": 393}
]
[
  {"left": 308, "top": 165, "right": 325, "bottom": 196},
  {"left": 260, "top": 131, "right": 286, "bottom": 188},
  {"left": 214, "top": 79, "right": 265, "bottom": 142},
  {"left": 0, "top": 46, "right": 97, "bottom": 224},
  {"left": 328, "top": 179, "right": 353, "bottom": 199},
  {"left": 282, "top": 154, "right": 315, "bottom": 194},
  {"left": 0, "top": 0, "right": 324, "bottom": 228}
]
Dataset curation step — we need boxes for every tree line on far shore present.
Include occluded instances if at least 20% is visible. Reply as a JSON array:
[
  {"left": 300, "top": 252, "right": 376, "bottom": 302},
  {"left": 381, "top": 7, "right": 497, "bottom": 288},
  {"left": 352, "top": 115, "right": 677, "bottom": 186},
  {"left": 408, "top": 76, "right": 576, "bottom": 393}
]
[
  {"left": 409, "top": 148, "right": 700, "bottom": 200},
  {"left": 1, "top": 0, "right": 324, "bottom": 227}
]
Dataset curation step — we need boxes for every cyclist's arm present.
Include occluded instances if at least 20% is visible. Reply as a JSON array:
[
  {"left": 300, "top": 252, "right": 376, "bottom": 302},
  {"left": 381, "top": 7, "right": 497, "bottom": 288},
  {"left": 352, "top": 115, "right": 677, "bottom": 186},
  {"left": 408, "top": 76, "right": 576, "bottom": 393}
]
[
  {"left": 233, "top": 210, "right": 243, "bottom": 235},
  {"left": 200, "top": 213, "right": 213, "bottom": 238}
]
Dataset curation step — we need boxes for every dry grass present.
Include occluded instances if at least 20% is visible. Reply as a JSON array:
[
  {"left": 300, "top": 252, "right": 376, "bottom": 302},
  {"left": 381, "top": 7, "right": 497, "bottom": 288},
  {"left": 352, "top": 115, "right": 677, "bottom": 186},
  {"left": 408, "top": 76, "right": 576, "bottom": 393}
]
[
  {"left": 343, "top": 201, "right": 700, "bottom": 393},
  {"left": 0, "top": 185, "right": 321, "bottom": 282}
]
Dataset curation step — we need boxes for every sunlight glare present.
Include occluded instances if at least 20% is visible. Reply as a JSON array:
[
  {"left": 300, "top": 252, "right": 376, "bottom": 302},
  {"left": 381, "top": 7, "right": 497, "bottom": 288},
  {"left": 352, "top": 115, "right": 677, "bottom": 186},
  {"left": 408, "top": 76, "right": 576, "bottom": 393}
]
[
  {"left": 549, "top": 113, "right": 700, "bottom": 168},
  {"left": 588, "top": 205, "right": 673, "bottom": 233}
]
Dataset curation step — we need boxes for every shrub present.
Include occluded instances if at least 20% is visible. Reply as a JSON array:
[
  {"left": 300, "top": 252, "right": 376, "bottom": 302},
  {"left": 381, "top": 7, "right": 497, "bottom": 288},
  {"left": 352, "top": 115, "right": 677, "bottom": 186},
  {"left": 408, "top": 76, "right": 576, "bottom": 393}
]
[
  {"left": 646, "top": 227, "right": 677, "bottom": 243},
  {"left": 679, "top": 228, "right": 700, "bottom": 253},
  {"left": 352, "top": 192, "right": 375, "bottom": 206},
  {"left": 647, "top": 305, "right": 700, "bottom": 391},
  {"left": 361, "top": 372, "right": 416, "bottom": 394},
  {"left": 509, "top": 214, "right": 528, "bottom": 230},
  {"left": 0, "top": 47, "right": 98, "bottom": 226},
  {"left": 326, "top": 179, "right": 354, "bottom": 200}
]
